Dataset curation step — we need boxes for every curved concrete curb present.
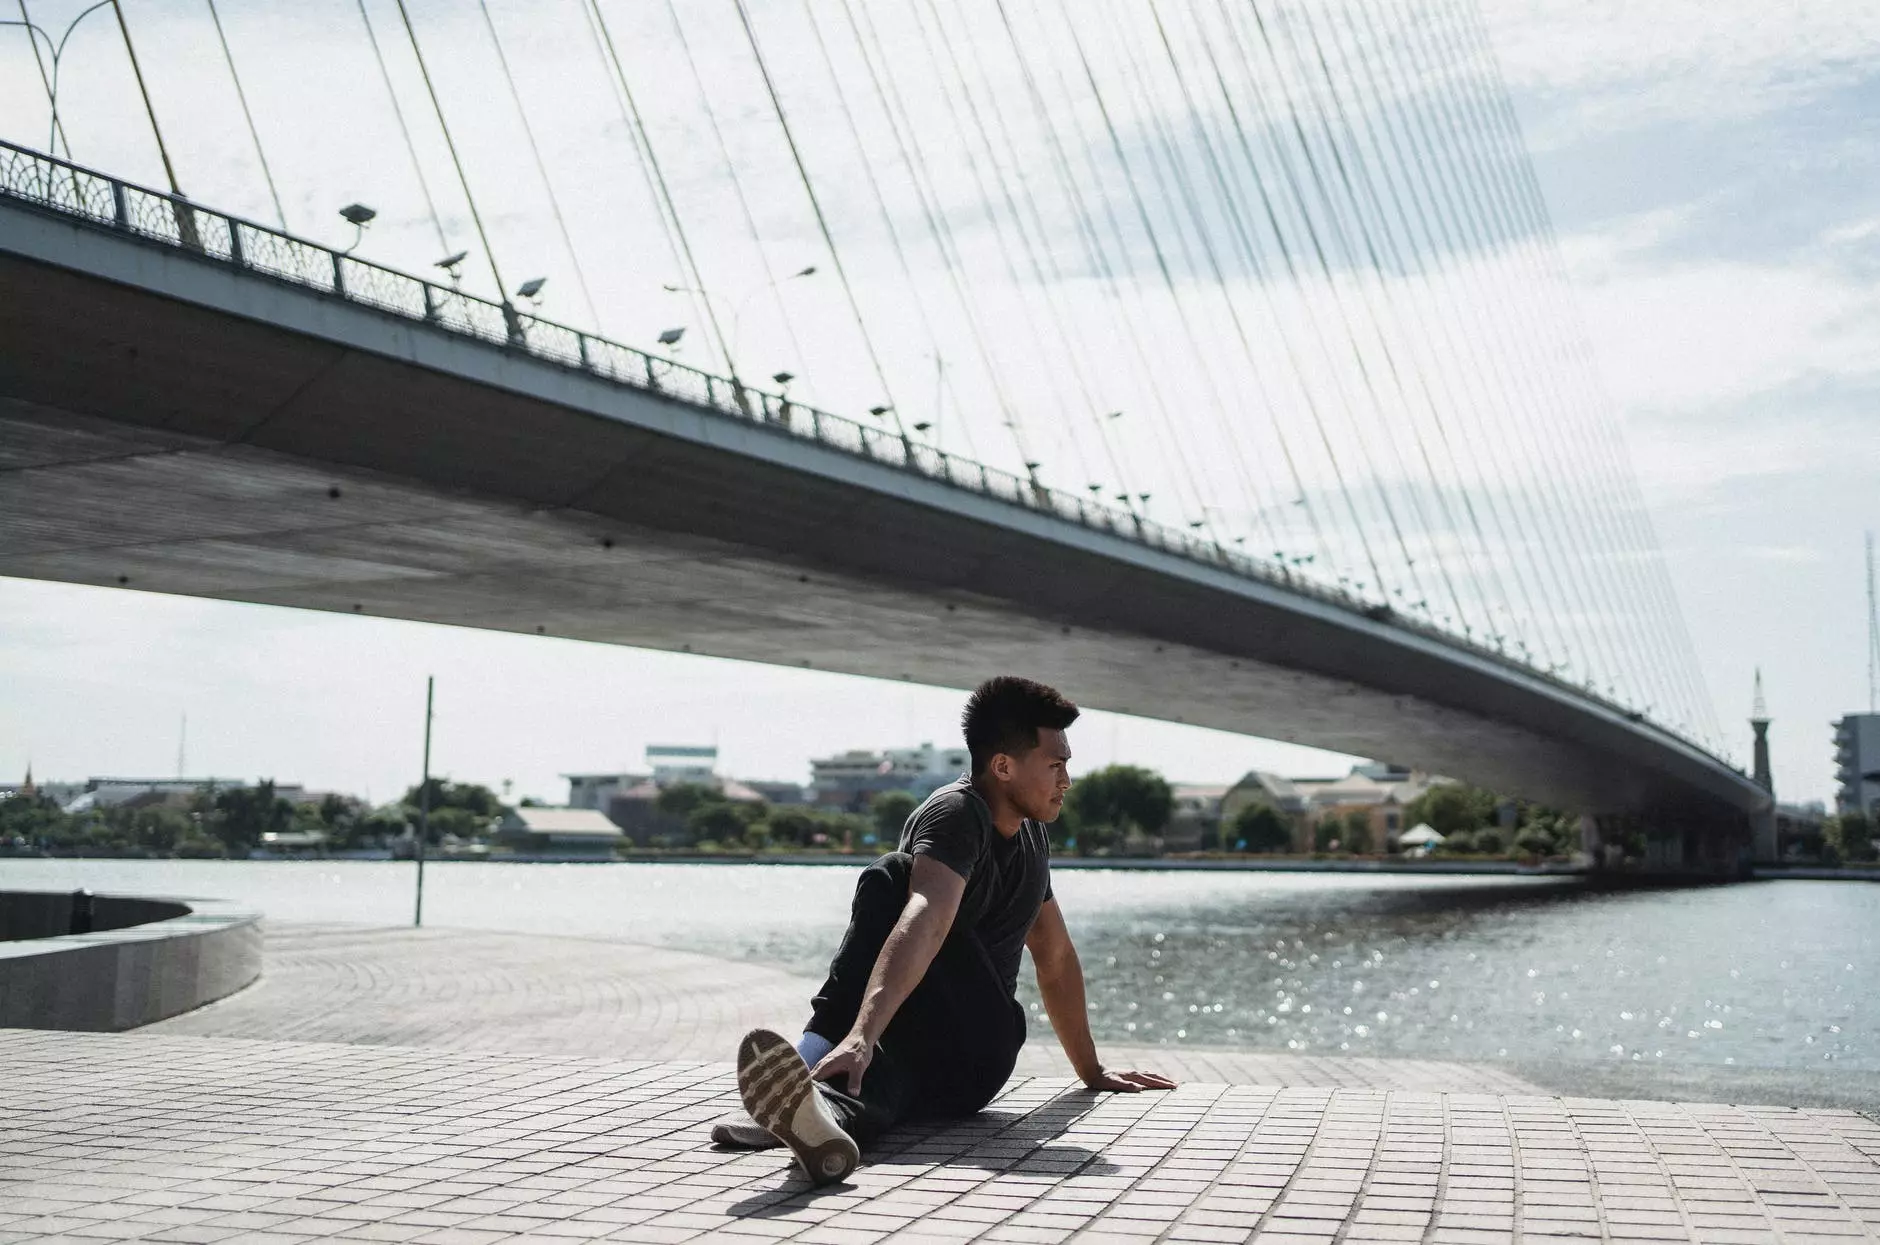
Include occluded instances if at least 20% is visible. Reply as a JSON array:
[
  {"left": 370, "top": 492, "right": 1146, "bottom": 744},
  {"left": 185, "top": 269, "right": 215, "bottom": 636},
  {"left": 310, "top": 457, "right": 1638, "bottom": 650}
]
[{"left": 0, "top": 891, "right": 262, "bottom": 1031}]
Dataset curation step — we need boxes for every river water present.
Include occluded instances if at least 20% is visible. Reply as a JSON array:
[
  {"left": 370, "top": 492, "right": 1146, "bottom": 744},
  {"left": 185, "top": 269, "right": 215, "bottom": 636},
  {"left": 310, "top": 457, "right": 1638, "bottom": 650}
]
[{"left": 4, "top": 859, "right": 1873, "bottom": 1078}]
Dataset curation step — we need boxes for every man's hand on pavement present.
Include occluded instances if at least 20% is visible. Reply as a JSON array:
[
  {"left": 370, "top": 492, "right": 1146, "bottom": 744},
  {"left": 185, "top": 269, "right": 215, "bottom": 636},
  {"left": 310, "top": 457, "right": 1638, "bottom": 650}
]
[
  {"left": 809, "top": 1033, "right": 874, "bottom": 1096},
  {"left": 1082, "top": 1067, "right": 1178, "bottom": 1093}
]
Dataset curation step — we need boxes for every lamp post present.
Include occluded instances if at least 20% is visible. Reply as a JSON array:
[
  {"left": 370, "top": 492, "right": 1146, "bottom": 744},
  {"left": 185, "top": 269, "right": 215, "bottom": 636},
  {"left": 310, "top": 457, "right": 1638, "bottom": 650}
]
[
  {"left": 338, "top": 202, "right": 376, "bottom": 254},
  {"left": 663, "top": 265, "right": 817, "bottom": 392},
  {"left": 3, "top": 0, "right": 117, "bottom": 158},
  {"left": 414, "top": 676, "right": 433, "bottom": 928}
]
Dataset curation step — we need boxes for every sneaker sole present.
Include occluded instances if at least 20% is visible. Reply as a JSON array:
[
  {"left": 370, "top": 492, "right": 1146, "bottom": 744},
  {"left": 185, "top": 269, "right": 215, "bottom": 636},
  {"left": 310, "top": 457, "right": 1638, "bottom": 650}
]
[{"left": 736, "top": 1029, "right": 858, "bottom": 1184}]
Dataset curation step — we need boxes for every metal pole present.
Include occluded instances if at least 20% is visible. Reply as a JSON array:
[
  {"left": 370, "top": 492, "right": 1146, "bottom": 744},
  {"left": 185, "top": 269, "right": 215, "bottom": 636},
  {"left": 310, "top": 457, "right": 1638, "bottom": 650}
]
[{"left": 415, "top": 675, "right": 432, "bottom": 927}]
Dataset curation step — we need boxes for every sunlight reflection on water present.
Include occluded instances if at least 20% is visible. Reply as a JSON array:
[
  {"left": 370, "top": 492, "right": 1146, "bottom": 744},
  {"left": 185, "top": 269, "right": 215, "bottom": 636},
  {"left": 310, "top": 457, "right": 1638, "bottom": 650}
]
[{"left": 4, "top": 859, "right": 1871, "bottom": 1070}]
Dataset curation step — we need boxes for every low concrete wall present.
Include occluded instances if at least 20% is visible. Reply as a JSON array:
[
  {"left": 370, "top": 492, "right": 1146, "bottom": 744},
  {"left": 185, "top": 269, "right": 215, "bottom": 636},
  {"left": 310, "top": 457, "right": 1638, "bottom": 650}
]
[
  {"left": 0, "top": 890, "right": 262, "bottom": 1031},
  {"left": 0, "top": 890, "right": 190, "bottom": 941}
]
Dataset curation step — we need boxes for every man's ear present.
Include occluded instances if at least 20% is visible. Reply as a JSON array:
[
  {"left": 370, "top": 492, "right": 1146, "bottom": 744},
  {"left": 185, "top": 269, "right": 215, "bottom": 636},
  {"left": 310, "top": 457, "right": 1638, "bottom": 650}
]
[{"left": 987, "top": 753, "right": 1014, "bottom": 783}]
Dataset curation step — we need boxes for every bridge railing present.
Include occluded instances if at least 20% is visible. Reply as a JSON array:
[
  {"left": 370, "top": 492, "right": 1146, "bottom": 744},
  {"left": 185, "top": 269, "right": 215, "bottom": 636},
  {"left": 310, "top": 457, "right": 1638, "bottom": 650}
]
[{"left": 0, "top": 138, "right": 1711, "bottom": 754}]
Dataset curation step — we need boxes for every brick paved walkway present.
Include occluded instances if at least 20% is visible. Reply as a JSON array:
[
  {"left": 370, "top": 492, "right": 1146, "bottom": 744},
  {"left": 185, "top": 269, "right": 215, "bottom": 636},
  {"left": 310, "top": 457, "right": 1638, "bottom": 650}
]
[
  {"left": 145, "top": 926, "right": 1548, "bottom": 1095},
  {"left": 3, "top": 1029, "right": 1877, "bottom": 1244},
  {"left": 146, "top": 925, "right": 814, "bottom": 1063}
]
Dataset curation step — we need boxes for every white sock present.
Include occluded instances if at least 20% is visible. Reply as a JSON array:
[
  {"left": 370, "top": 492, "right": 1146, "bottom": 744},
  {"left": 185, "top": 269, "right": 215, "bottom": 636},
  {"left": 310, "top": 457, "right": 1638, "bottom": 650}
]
[{"left": 795, "top": 1031, "right": 834, "bottom": 1068}]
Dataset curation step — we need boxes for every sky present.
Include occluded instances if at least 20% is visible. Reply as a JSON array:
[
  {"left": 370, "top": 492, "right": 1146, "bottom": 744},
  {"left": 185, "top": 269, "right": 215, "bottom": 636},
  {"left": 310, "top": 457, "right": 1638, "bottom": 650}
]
[{"left": 2, "top": 0, "right": 1876, "bottom": 804}]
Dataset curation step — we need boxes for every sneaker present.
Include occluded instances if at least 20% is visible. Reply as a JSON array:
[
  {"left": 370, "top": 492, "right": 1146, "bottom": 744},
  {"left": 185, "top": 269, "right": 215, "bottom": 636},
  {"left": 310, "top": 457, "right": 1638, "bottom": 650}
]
[
  {"left": 736, "top": 1028, "right": 859, "bottom": 1185},
  {"left": 709, "top": 1110, "right": 780, "bottom": 1149}
]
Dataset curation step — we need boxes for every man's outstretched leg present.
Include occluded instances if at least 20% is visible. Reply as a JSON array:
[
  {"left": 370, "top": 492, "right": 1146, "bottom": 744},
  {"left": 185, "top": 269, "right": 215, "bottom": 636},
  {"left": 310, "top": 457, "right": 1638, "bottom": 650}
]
[
  {"left": 735, "top": 1028, "right": 860, "bottom": 1184},
  {"left": 709, "top": 1030, "right": 832, "bottom": 1149},
  {"left": 711, "top": 853, "right": 920, "bottom": 1158}
]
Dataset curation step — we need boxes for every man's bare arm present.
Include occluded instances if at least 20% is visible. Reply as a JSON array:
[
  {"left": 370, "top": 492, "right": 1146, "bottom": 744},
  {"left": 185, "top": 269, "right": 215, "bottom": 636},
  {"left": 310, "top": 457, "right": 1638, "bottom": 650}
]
[
  {"left": 811, "top": 855, "right": 964, "bottom": 1094},
  {"left": 1028, "top": 898, "right": 1177, "bottom": 1093}
]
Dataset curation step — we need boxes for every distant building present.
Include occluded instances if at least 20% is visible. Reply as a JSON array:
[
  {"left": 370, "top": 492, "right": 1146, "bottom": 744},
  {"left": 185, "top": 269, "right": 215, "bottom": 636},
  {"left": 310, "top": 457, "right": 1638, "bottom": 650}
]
[
  {"left": 742, "top": 779, "right": 808, "bottom": 806},
  {"left": 1220, "top": 771, "right": 1311, "bottom": 826},
  {"left": 254, "top": 829, "right": 329, "bottom": 858},
  {"left": 809, "top": 742, "right": 969, "bottom": 811},
  {"left": 647, "top": 745, "right": 718, "bottom": 786},
  {"left": 1299, "top": 767, "right": 1437, "bottom": 846},
  {"left": 566, "top": 746, "right": 722, "bottom": 813},
  {"left": 59, "top": 777, "right": 303, "bottom": 815},
  {"left": 494, "top": 807, "right": 624, "bottom": 856},
  {"left": 1774, "top": 800, "right": 1828, "bottom": 859},
  {"left": 566, "top": 747, "right": 790, "bottom": 844},
  {"left": 0, "top": 765, "right": 35, "bottom": 801},
  {"left": 1164, "top": 783, "right": 1229, "bottom": 851},
  {"left": 1833, "top": 713, "right": 1880, "bottom": 815},
  {"left": 34, "top": 781, "right": 85, "bottom": 809},
  {"left": 1221, "top": 765, "right": 1436, "bottom": 851},
  {"left": 564, "top": 773, "right": 648, "bottom": 812}
]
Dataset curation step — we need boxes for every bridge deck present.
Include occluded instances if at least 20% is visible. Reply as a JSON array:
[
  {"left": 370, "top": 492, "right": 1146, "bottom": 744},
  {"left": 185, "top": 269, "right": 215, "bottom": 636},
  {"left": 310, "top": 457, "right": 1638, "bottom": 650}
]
[{"left": 0, "top": 159, "right": 1765, "bottom": 832}]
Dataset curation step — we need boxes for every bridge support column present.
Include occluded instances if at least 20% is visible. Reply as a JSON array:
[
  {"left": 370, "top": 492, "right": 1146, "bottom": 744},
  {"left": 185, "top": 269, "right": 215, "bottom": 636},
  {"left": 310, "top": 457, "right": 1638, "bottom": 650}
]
[
  {"left": 1578, "top": 813, "right": 1602, "bottom": 869},
  {"left": 1750, "top": 804, "right": 1778, "bottom": 865}
]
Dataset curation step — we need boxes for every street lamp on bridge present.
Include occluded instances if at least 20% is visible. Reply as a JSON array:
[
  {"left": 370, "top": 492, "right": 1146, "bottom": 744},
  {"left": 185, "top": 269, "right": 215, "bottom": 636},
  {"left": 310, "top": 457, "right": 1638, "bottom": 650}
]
[
  {"left": 435, "top": 251, "right": 468, "bottom": 287},
  {"left": 662, "top": 264, "right": 817, "bottom": 392},
  {"left": 337, "top": 203, "right": 376, "bottom": 254},
  {"left": 2, "top": 0, "right": 118, "bottom": 159}
]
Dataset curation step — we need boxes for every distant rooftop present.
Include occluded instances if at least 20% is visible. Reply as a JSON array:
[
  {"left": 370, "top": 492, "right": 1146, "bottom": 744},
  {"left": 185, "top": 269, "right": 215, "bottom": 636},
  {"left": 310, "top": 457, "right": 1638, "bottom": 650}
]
[{"left": 501, "top": 807, "right": 623, "bottom": 838}]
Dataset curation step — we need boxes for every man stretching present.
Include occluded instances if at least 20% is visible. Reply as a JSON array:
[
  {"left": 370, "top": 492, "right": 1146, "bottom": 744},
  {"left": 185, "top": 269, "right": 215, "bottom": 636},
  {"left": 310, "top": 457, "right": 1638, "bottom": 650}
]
[{"left": 717, "top": 676, "right": 1175, "bottom": 1184}]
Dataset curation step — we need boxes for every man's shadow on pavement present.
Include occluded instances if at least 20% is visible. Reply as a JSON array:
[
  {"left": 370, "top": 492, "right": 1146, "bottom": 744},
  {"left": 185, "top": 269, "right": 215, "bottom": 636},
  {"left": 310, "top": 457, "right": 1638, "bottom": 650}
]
[{"left": 721, "top": 1088, "right": 1120, "bottom": 1217}]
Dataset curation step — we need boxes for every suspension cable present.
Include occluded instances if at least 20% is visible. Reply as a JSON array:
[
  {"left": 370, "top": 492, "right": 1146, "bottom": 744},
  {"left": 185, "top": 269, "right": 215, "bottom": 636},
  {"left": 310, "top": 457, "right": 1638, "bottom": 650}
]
[
  {"left": 839, "top": 0, "right": 1030, "bottom": 466},
  {"left": 204, "top": 0, "right": 285, "bottom": 229},
  {"left": 1401, "top": 0, "right": 1688, "bottom": 716},
  {"left": 663, "top": 0, "right": 817, "bottom": 401},
  {"left": 1377, "top": 0, "right": 1694, "bottom": 722},
  {"left": 1148, "top": 0, "right": 1385, "bottom": 588},
  {"left": 1269, "top": 0, "right": 1568, "bottom": 657},
  {"left": 1425, "top": 0, "right": 1705, "bottom": 732},
  {"left": 1425, "top": 0, "right": 1721, "bottom": 738},
  {"left": 794, "top": 0, "right": 967, "bottom": 446},
  {"left": 587, "top": 0, "right": 736, "bottom": 370},
  {"left": 475, "top": 0, "right": 602, "bottom": 331},
  {"left": 1271, "top": 0, "right": 1511, "bottom": 638},
  {"left": 1301, "top": 0, "right": 1553, "bottom": 660},
  {"left": 354, "top": 0, "right": 447, "bottom": 254},
  {"left": 984, "top": 0, "right": 1220, "bottom": 532},
  {"left": 1203, "top": 0, "right": 1434, "bottom": 606},
  {"left": 570, "top": 0, "right": 712, "bottom": 364},
  {"left": 1237, "top": 0, "right": 1479, "bottom": 621},
  {"left": 1036, "top": 0, "right": 1278, "bottom": 548},
  {"left": 1080, "top": 0, "right": 1311, "bottom": 557},
  {"left": 1148, "top": 0, "right": 1416, "bottom": 589},
  {"left": 913, "top": 0, "right": 1119, "bottom": 499},
  {"left": 1303, "top": 0, "right": 1586, "bottom": 677},
  {"left": 390, "top": 0, "right": 506, "bottom": 298},
  {"left": 109, "top": 0, "right": 181, "bottom": 195},
  {"left": 728, "top": 0, "right": 901, "bottom": 431}
]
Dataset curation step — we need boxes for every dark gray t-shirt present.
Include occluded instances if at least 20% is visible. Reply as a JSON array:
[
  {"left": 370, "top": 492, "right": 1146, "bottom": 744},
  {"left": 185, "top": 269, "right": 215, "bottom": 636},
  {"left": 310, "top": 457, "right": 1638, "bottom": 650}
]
[{"left": 898, "top": 776, "right": 1054, "bottom": 996}]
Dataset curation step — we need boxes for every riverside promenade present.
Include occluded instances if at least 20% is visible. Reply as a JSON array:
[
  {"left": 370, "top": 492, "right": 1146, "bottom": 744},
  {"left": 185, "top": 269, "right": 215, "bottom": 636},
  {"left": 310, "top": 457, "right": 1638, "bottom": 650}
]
[{"left": 2, "top": 925, "right": 1877, "bottom": 1244}]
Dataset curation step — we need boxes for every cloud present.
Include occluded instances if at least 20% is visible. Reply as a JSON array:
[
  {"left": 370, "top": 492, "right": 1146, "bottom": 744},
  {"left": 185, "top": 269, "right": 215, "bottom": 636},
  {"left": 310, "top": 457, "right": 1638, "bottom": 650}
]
[
  {"left": 1482, "top": 0, "right": 1880, "bottom": 136},
  {"left": 1547, "top": 193, "right": 1880, "bottom": 434}
]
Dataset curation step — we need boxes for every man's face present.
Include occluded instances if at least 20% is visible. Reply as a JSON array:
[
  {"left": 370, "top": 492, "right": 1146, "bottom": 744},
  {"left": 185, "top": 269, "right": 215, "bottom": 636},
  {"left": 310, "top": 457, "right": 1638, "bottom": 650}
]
[{"left": 1001, "top": 727, "right": 1072, "bottom": 823}]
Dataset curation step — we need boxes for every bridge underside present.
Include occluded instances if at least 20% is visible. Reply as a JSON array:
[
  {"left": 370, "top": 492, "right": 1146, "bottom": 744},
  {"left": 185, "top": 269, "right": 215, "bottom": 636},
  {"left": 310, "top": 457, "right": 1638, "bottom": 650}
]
[{"left": 0, "top": 227, "right": 1765, "bottom": 844}]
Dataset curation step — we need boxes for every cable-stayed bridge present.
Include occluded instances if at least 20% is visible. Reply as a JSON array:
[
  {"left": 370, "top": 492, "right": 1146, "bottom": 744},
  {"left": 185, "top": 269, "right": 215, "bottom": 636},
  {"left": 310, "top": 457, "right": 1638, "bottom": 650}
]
[{"left": 0, "top": 0, "right": 1769, "bottom": 864}]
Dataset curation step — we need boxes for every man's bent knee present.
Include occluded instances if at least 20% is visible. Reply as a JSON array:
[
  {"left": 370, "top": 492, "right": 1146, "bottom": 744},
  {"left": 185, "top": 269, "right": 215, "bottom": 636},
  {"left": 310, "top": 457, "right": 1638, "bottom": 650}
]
[{"left": 850, "top": 851, "right": 914, "bottom": 910}]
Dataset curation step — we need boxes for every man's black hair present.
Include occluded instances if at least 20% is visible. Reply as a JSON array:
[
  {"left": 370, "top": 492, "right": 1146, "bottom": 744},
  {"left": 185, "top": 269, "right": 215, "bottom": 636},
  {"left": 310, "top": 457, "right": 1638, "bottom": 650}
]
[{"left": 962, "top": 676, "right": 1080, "bottom": 775}]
